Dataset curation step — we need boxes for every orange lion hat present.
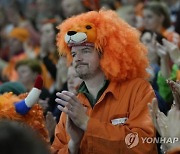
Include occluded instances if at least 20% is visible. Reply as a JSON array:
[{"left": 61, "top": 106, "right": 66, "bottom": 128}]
[{"left": 57, "top": 10, "right": 149, "bottom": 82}]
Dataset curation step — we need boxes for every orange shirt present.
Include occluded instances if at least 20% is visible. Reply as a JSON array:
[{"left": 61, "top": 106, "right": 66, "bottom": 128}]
[{"left": 52, "top": 78, "right": 157, "bottom": 154}]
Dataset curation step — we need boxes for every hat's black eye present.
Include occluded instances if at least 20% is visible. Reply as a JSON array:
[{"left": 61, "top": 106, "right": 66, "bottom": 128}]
[{"left": 86, "top": 25, "right": 92, "bottom": 29}]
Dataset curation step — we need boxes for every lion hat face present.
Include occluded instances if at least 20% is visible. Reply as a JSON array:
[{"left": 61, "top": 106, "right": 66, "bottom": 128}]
[
  {"left": 64, "top": 22, "right": 97, "bottom": 47},
  {"left": 57, "top": 10, "right": 149, "bottom": 82}
]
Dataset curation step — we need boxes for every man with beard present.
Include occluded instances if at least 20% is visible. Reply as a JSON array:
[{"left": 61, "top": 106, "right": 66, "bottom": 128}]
[{"left": 52, "top": 10, "right": 157, "bottom": 154}]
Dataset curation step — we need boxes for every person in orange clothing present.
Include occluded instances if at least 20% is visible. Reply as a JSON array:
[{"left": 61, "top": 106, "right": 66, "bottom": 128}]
[
  {"left": 52, "top": 10, "right": 157, "bottom": 154},
  {"left": 2, "top": 26, "right": 55, "bottom": 89},
  {"left": 2, "top": 27, "right": 29, "bottom": 81}
]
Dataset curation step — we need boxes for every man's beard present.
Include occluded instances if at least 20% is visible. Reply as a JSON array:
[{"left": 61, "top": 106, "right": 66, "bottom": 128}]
[
  {"left": 74, "top": 63, "right": 101, "bottom": 80},
  {"left": 76, "top": 68, "right": 101, "bottom": 80},
  {"left": 78, "top": 73, "right": 91, "bottom": 80},
  {"left": 75, "top": 64, "right": 90, "bottom": 80},
  {"left": 76, "top": 71, "right": 92, "bottom": 80}
]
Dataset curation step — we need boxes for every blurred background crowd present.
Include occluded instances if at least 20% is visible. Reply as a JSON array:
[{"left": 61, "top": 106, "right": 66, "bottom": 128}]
[{"left": 0, "top": 0, "right": 180, "bottom": 153}]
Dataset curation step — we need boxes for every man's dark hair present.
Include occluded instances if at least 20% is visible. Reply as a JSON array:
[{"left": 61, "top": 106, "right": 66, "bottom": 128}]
[{"left": 0, "top": 120, "right": 50, "bottom": 154}]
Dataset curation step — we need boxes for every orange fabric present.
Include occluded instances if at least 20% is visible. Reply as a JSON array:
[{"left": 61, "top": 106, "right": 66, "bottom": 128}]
[
  {"left": 9, "top": 27, "right": 29, "bottom": 42},
  {"left": 2, "top": 53, "right": 27, "bottom": 81},
  {"left": 52, "top": 78, "right": 157, "bottom": 154}
]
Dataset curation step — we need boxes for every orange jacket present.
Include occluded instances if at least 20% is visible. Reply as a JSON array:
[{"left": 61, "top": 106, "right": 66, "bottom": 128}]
[{"left": 52, "top": 78, "right": 157, "bottom": 154}]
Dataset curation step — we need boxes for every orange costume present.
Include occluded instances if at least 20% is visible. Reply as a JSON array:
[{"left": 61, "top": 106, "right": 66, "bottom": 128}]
[
  {"left": 52, "top": 79, "right": 157, "bottom": 153},
  {"left": 0, "top": 92, "right": 48, "bottom": 141},
  {"left": 52, "top": 10, "right": 157, "bottom": 153},
  {"left": 2, "top": 27, "right": 54, "bottom": 89}
]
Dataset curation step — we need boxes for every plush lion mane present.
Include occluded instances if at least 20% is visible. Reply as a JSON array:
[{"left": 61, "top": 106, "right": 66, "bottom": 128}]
[
  {"left": 57, "top": 10, "right": 149, "bottom": 82},
  {"left": 0, "top": 92, "right": 49, "bottom": 141}
]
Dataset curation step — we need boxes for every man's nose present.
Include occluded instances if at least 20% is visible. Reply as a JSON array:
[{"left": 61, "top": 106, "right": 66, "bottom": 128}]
[{"left": 75, "top": 52, "right": 83, "bottom": 62}]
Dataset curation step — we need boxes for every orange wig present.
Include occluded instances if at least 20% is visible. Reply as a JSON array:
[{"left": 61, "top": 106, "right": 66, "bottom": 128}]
[
  {"left": 0, "top": 92, "right": 49, "bottom": 141},
  {"left": 57, "top": 10, "right": 149, "bottom": 82}
]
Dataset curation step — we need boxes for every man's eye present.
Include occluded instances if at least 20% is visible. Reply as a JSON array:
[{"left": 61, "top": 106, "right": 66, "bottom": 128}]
[{"left": 82, "top": 49, "right": 90, "bottom": 53}]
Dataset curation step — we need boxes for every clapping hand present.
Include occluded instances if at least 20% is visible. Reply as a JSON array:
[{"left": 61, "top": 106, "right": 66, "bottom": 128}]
[
  {"left": 162, "top": 39, "right": 180, "bottom": 66},
  {"left": 55, "top": 91, "right": 89, "bottom": 131},
  {"left": 167, "top": 80, "right": 180, "bottom": 109}
]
